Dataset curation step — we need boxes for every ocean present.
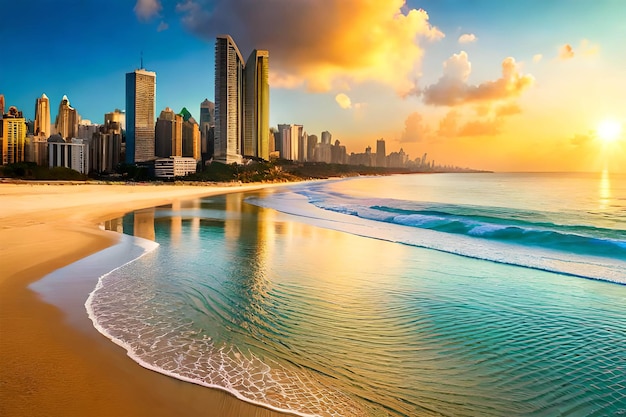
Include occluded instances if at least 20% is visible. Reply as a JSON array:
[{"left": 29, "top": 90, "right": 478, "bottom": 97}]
[{"left": 85, "top": 172, "right": 625, "bottom": 416}]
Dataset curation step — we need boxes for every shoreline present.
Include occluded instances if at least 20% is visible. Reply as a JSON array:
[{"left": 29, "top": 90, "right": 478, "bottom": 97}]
[{"left": 0, "top": 182, "right": 294, "bottom": 417}]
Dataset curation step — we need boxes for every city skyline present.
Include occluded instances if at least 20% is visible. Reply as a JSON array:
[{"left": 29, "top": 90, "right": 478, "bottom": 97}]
[{"left": 1, "top": 1, "right": 625, "bottom": 172}]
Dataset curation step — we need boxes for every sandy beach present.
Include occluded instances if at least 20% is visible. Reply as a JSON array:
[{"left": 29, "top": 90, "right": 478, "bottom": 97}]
[{"left": 0, "top": 182, "right": 292, "bottom": 417}]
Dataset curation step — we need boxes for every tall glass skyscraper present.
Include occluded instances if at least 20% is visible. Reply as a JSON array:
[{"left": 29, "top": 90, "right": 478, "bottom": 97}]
[
  {"left": 126, "top": 68, "right": 156, "bottom": 163},
  {"left": 215, "top": 35, "right": 270, "bottom": 163},
  {"left": 215, "top": 35, "right": 244, "bottom": 164},
  {"left": 55, "top": 95, "right": 79, "bottom": 140},
  {"left": 244, "top": 49, "right": 269, "bottom": 160}
]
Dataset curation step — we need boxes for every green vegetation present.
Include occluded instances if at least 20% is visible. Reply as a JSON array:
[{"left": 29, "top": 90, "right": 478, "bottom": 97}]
[{"left": 0, "top": 162, "right": 87, "bottom": 180}]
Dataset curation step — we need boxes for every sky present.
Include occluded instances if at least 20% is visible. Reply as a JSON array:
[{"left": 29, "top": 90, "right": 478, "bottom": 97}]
[{"left": 1, "top": 0, "right": 625, "bottom": 172}]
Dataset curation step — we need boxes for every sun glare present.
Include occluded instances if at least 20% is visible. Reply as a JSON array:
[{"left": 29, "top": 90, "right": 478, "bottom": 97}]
[{"left": 597, "top": 120, "right": 623, "bottom": 144}]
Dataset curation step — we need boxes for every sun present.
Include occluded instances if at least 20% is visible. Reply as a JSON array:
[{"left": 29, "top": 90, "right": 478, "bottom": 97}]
[{"left": 596, "top": 119, "right": 623, "bottom": 144}]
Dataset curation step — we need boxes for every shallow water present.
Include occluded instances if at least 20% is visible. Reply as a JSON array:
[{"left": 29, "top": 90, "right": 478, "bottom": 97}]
[{"left": 87, "top": 173, "right": 626, "bottom": 416}]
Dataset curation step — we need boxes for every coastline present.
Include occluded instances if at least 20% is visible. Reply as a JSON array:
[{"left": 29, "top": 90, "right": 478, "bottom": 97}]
[{"left": 0, "top": 182, "right": 294, "bottom": 417}]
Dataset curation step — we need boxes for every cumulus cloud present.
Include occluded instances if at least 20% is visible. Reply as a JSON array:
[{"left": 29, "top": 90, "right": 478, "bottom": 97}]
[
  {"left": 533, "top": 54, "right": 543, "bottom": 62},
  {"left": 335, "top": 93, "right": 352, "bottom": 109},
  {"left": 495, "top": 103, "right": 522, "bottom": 117},
  {"left": 175, "top": 0, "right": 444, "bottom": 94},
  {"left": 134, "top": 0, "right": 162, "bottom": 21},
  {"left": 559, "top": 44, "right": 574, "bottom": 60},
  {"left": 422, "top": 51, "right": 534, "bottom": 106},
  {"left": 157, "top": 21, "right": 169, "bottom": 32},
  {"left": 400, "top": 112, "right": 428, "bottom": 142},
  {"left": 458, "top": 33, "right": 477, "bottom": 44}
]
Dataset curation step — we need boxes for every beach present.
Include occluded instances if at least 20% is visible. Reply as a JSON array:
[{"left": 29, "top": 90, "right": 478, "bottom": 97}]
[{"left": 0, "top": 182, "right": 291, "bottom": 417}]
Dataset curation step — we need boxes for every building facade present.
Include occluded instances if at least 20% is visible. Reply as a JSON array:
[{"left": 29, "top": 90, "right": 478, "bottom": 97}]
[
  {"left": 376, "top": 138, "right": 387, "bottom": 168},
  {"left": 243, "top": 49, "right": 270, "bottom": 160},
  {"left": 126, "top": 68, "right": 156, "bottom": 163},
  {"left": 55, "top": 95, "right": 79, "bottom": 140},
  {"left": 1, "top": 107, "right": 27, "bottom": 165},
  {"left": 154, "top": 156, "right": 197, "bottom": 179},
  {"left": 214, "top": 35, "right": 244, "bottom": 164},
  {"left": 34, "top": 93, "right": 51, "bottom": 138}
]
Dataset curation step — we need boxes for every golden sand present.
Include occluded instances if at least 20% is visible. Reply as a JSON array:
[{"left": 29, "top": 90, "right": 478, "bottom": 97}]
[{"left": 0, "top": 182, "right": 292, "bottom": 417}]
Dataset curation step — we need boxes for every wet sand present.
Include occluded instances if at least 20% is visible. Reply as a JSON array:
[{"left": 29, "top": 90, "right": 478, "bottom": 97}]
[{"left": 0, "top": 182, "right": 293, "bottom": 417}]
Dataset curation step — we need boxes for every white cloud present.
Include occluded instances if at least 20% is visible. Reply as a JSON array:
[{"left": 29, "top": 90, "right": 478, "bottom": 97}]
[
  {"left": 532, "top": 54, "right": 543, "bottom": 62},
  {"left": 157, "top": 21, "right": 169, "bottom": 32},
  {"left": 458, "top": 33, "right": 477, "bottom": 44},
  {"left": 335, "top": 93, "right": 352, "bottom": 109}
]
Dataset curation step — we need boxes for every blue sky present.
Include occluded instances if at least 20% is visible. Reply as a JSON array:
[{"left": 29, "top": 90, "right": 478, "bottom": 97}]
[{"left": 2, "top": 0, "right": 625, "bottom": 171}]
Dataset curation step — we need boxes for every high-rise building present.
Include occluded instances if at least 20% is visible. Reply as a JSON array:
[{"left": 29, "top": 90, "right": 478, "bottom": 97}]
[
  {"left": 0, "top": 94, "right": 5, "bottom": 117},
  {"left": 376, "top": 138, "right": 387, "bottom": 167},
  {"left": 126, "top": 68, "right": 156, "bottom": 163},
  {"left": 105, "top": 109, "right": 125, "bottom": 131},
  {"left": 215, "top": 35, "right": 245, "bottom": 164},
  {"left": 155, "top": 107, "right": 179, "bottom": 158},
  {"left": 1, "top": 106, "right": 27, "bottom": 165},
  {"left": 55, "top": 95, "right": 79, "bottom": 140},
  {"left": 244, "top": 49, "right": 269, "bottom": 160},
  {"left": 199, "top": 99, "right": 215, "bottom": 156},
  {"left": 321, "top": 131, "right": 332, "bottom": 145},
  {"left": 34, "top": 93, "right": 51, "bottom": 138},
  {"left": 276, "top": 123, "right": 302, "bottom": 161},
  {"left": 179, "top": 108, "right": 201, "bottom": 160}
]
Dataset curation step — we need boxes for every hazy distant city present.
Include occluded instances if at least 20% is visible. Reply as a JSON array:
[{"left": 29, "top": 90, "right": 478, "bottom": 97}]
[{"left": 0, "top": 35, "right": 473, "bottom": 180}]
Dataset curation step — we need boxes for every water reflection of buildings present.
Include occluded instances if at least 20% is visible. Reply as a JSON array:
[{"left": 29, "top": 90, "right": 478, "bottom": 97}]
[{"left": 103, "top": 200, "right": 202, "bottom": 244}]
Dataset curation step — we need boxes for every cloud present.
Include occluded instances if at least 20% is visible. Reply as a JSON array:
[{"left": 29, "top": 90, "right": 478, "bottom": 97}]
[
  {"left": 437, "top": 110, "right": 458, "bottom": 138},
  {"left": 559, "top": 44, "right": 574, "bottom": 60},
  {"left": 458, "top": 33, "right": 477, "bottom": 44},
  {"left": 422, "top": 52, "right": 534, "bottom": 106},
  {"left": 335, "top": 93, "right": 352, "bottom": 109},
  {"left": 157, "top": 21, "right": 169, "bottom": 32},
  {"left": 532, "top": 54, "right": 543, "bottom": 62},
  {"left": 176, "top": 0, "right": 444, "bottom": 94},
  {"left": 400, "top": 112, "right": 428, "bottom": 142},
  {"left": 495, "top": 103, "right": 522, "bottom": 117},
  {"left": 458, "top": 119, "right": 501, "bottom": 137},
  {"left": 134, "top": 0, "right": 162, "bottom": 21}
]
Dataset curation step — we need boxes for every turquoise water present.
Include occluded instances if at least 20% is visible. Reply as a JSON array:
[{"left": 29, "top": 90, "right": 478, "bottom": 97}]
[{"left": 89, "top": 173, "right": 626, "bottom": 416}]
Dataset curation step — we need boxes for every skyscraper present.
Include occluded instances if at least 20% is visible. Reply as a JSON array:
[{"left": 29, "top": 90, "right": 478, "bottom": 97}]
[
  {"left": 55, "top": 95, "right": 79, "bottom": 140},
  {"left": 199, "top": 99, "right": 215, "bottom": 156},
  {"left": 155, "top": 107, "right": 179, "bottom": 158},
  {"left": 244, "top": 49, "right": 269, "bottom": 160},
  {"left": 34, "top": 93, "right": 51, "bottom": 138},
  {"left": 215, "top": 35, "right": 245, "bottom": 164},
  {"left": 1, "top": 106, "right": 27, "bottom": 165},
  {"left": 126, "top": 68, "right": 156, "bottom": 163},
  {"left": 0, "top": 94, "right": 5, "bottom": 117},
  {"left": 376, "top": 138, "right": 387, "bottom": 168}
]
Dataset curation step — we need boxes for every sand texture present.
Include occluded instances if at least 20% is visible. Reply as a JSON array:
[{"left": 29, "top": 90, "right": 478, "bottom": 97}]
[{"left": 0, "top": 182, "right": 293, "bottom": 417}]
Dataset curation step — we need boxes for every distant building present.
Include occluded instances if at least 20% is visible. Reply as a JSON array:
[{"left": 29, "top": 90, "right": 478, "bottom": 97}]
[
  {"left": 321, "top": 131, "right": 332, "bottom": 145},
  {"left": 55, "top": 95, "right": 79, "bottom": 140},
  {"left": 243, "top": 49, "right": 270, "bottom": 160},
  {"left": 307, "top": 134, "right": 318, "bottom": 161},
  {"left": 181, "top": 114, "right": 201, "bottom": 160},
  {"left": 155, "top": 107, "right": 180, "bottom": 158},
  {"left": 77, "top": 120, "right": 99, "bottom": 140},
  {"left": 199, "top": 99, "right": 215, "bottom": 157},
  {"left": 91, "top": 116, "right": 123, "bottom": 173},
  {"left": 154, "top": 156, "right": 197, "bottom": 179},
  {"left": 105, "top": 109, "right": 125, "bottom": 131},
  {"left": 1, "top": 106, "right": 27, "bottom": 164},
  {"left": 0, "top": 94, "right": 4, "bottom": 117},
  {"left": 349, "top": 146, "right": 374, "bottom": 166},
  {"left": 34, "top": 93, "right": 51, "bottom": 138},
  {"left": 276, "top": 124, "right": 303, "bottom": 161},
  {"left": 48, "top": 135, "right": 89, "bottom": 174},
  {"left": 331, "top": 139, "right": 347, "bottom": 164},
  {"left": 376, "top": 138, "right": 386, "bottom": 168},
  {"left": 313, "top": 142, "right": 332, "bottom": 163},
  {"left": 388, "top": 148, "right": 408, "bottom": 168},
  {"left": 126, "top": 68, "right": 156, "bottom": 163}
]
